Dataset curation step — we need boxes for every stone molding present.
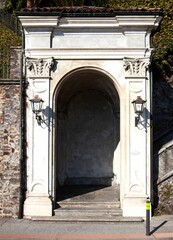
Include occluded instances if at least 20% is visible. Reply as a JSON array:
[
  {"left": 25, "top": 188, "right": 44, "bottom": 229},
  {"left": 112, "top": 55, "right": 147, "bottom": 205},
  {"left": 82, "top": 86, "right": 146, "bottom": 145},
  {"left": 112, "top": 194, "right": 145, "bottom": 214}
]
[
  {"left": 19, "top": 15, "right": 162, "bottom": 28},
  {"left": 25, "top": 48, "right": 151, "bottom": 60},
  {"left": 123, "top": 58, "right": 150, "bottom": 77},
  {"left": 26, "top": 57, "right": 54, "bottom": 78}
]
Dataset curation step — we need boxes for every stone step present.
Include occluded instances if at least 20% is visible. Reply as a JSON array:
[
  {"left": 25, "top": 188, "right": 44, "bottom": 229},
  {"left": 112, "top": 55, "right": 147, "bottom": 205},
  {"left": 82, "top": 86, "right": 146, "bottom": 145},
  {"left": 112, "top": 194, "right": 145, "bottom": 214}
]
[
  {"left": 55, "top": 208, "right": 122, "bottom": 213},
  {"left": 32, "top": 213, "right": 143, "bottom": 222},
  {"left": 52, "top": 185, "right": 124, "bottom": 222},
  {"left": 57, "top": 201, "right": 120, "bottom": 209},
  {"left": 54, "top": 200, "right": 123, "bottom": 222},
  {"left": 32, "top": 216, "right": 144, "bottom": 222},
  {"left": 56, "top": 185, "right": 120, "bottom": 203},
  {"left": 54, "top": 208, "right": 122, "bottom": 214},
  {"left": 53, "top": 207, "right": 121, "bottom": 222}
]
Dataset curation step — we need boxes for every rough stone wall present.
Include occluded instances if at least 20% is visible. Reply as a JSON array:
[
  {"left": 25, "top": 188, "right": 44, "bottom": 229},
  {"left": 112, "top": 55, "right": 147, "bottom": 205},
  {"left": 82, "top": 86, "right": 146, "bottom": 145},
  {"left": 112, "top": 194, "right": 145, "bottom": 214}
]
[
  {"left": 155, "top": 176, "right": 173, "bottom": 215},
  {"left": 153, "top": 72, "right": 173, "bottom": 214},
  {"left": 0, "top": 47, "right": 21, "bottom": 217},
  {"left": 0, "top": 85, "right": 20, "bottom": 217}
]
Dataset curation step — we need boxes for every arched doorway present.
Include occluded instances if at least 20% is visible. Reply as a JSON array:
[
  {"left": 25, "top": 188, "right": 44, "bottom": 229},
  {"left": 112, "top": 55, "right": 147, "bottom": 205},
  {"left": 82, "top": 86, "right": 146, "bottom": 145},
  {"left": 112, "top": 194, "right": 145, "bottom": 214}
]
[{"left": 55, "top": 68, "right": 120, "bottom": 205}]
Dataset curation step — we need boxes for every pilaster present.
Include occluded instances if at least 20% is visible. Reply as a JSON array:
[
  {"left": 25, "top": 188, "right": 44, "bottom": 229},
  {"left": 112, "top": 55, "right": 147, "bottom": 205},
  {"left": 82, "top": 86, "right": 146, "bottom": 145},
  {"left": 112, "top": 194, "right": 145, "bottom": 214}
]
[
  {"left": 122, "top": 57, "right": 151, "bottom": 217},
  {"left": 24, "top": 58, "right": 54, "bottom": 217}
]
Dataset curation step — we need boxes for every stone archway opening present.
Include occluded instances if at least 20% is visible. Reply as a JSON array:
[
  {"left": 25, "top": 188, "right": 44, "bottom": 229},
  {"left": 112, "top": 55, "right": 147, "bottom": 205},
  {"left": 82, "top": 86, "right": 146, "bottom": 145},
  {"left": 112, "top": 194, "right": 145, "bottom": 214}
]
[{"left": 55, "top": 68, "right": 120, "bottom": 206}]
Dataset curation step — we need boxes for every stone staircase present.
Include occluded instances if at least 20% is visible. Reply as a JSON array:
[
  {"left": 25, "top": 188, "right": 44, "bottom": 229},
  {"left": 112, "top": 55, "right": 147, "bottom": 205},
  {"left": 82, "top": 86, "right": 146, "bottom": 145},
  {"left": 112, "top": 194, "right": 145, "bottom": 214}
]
[
  {"left": 54, "top": 185, "right": 123, "bottom": 222},
  {"left": 32, "top": 185, "right": 143, "bottom": 222},
  {"left": 54, "top": 202, "right": 122, "bottom": 222}
]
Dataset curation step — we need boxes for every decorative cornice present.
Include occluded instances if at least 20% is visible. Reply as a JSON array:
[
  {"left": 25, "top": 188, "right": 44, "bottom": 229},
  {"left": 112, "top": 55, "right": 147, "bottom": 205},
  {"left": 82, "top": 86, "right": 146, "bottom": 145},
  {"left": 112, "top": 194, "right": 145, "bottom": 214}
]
[
  {"left": 25, "top": 48, "right": 152, "bottom": 60},
  {"left": 18, "top": 16, "right": 59, "bottom": 26},
  {"left": 26, "top": 57, "right": 55, "bottom": 78},
  {"left": 18, "top": 15, "right": 162, "bottom": 29},
  {"left": 123, "top": 58, "right": 150, "bottom": 77}
]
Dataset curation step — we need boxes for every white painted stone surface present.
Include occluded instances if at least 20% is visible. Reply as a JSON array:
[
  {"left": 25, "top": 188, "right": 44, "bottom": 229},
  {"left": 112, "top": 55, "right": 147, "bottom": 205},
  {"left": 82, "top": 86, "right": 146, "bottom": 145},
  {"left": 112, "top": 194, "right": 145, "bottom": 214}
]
[{"left": 18, "top": 12, "right": 162, "bottom": 217}]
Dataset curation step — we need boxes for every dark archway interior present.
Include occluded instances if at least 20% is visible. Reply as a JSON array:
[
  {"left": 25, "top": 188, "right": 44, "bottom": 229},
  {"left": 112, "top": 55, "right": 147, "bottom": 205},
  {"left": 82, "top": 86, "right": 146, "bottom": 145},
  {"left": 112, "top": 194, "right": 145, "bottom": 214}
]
[{"left": 55, "top": 68, "right": 120, "bottom": 202}]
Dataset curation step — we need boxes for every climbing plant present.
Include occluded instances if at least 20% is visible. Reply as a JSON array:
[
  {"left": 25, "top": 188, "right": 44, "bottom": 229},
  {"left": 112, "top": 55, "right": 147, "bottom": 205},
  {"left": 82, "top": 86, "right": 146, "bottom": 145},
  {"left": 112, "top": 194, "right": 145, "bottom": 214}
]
[
  {"left": 1, "top": 0, "right": 173, "bottom": 83},
  {"left": 108, "top": 0, "right": 173, "bottom": 83},
  {"left": 0, "top": 22, "right": 21, "bottom": 51},
  {"left": 0, "top": 21, "right": 21, "bottom": 78}
]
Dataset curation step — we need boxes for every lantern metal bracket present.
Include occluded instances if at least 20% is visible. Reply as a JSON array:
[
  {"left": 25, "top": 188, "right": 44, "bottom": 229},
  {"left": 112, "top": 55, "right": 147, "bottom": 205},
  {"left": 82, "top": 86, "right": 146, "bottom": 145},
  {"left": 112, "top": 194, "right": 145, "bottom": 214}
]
[
  {"left": 135, "top": 115, "right": 141, "bottom": 127},
  {"left": 35, "top": 112, "right": 44, "bottom": 125}
]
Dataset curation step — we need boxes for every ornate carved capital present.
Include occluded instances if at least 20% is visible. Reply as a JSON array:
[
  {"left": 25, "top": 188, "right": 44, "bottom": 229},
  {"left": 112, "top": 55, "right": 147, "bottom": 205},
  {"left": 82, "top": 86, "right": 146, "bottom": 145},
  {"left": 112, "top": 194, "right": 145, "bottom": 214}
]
[
  {"left": 26, "top": 58, "right": 55, "bottom": 78},
  {"left": 123, "top": 58, "right": 150, "bottom": 77}
]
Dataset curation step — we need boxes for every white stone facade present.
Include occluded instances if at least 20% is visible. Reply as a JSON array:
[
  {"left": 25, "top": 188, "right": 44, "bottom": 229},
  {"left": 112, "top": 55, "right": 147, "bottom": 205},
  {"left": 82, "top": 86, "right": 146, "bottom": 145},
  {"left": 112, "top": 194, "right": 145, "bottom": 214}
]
[{"left": 18, "top": 10, "right": 162, "bottom": 218}]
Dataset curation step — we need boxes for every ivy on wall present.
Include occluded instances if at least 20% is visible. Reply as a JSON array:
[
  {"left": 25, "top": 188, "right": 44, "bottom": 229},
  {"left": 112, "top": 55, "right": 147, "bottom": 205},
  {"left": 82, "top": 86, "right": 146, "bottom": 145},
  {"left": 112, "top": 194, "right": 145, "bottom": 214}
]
[
  {"left": 0, "top": 23, "right": 21, "bottom": 50},
  {"left": 0, "top": 0, "right": 173, "bottom": 83},
  {"left": 0, "top": 22, "right": 21, "bottom": 78},
  {"left": 108, "top": 0, "right": 173, "bottom": 83}
]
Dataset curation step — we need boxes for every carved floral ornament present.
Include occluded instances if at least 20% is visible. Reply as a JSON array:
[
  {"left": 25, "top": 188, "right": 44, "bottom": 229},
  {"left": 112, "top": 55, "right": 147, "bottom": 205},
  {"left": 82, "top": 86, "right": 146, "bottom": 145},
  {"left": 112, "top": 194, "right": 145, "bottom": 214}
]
[
  {"left": 123, "top": 58, "right": 150, "bottom": 77},
  {"left": 26, "top": 58, "right": 55, "bottom": 78}
]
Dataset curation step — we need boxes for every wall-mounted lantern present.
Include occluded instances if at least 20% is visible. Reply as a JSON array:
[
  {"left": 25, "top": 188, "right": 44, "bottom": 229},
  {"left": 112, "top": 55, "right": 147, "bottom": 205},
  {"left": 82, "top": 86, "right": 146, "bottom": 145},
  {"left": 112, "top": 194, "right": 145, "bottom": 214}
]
[
  {"left": 30, "top": 95, "right": 44, "bottom": 125},
  {"left": 132, "top": 96, "right": 146, "bottom": 126}
]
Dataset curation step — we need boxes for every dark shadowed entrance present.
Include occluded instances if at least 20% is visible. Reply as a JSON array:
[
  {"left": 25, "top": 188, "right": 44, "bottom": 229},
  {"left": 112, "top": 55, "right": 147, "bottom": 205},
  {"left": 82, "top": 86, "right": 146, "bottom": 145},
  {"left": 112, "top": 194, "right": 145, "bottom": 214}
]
[{"left": 55, "top": 68, "right": 120, "bottom": 205}]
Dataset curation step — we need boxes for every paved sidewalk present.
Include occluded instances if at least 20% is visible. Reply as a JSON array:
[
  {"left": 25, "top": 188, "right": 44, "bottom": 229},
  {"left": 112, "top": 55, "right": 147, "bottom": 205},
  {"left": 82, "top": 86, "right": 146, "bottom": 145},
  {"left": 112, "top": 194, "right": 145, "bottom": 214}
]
[{"left": 0, "top": 215, "right": 173, "bottom": 240}]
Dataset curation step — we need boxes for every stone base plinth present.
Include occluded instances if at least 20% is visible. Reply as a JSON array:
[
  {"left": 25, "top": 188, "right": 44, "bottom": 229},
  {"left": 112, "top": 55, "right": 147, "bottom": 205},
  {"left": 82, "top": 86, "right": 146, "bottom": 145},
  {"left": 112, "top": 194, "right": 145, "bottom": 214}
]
[
  {"left": 123, "top": 194, "right": 148, "bottom": 217},
  {"left": 24, "top": 195, "right": 52, "bottom": 217}
]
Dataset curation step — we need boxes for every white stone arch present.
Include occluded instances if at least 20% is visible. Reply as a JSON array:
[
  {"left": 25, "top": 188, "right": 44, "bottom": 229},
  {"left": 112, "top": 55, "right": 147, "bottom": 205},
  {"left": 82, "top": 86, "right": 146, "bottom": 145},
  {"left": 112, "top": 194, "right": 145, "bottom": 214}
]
[
  {"left": 52, "top": 66, "right": 121, "bottom": 201},
  {"left": 53, "top": 65, "right": 122, "bottom": 98}
]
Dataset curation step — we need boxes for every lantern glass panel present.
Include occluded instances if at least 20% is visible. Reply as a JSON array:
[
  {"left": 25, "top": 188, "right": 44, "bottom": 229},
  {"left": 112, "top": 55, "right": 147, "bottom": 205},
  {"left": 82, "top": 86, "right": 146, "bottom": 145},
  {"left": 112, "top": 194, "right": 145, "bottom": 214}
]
[
  {"left": 135, "top": 103, "right": 143, "bottom": 114},
  {"left": 34, "top": 101, "right": 41, "bottom": 114},
  {"left": 30, "top": 97, "right": 44, "bottom": 114},
  {"left": 132, "top": 96, "right": 146, "bottom": 115}
]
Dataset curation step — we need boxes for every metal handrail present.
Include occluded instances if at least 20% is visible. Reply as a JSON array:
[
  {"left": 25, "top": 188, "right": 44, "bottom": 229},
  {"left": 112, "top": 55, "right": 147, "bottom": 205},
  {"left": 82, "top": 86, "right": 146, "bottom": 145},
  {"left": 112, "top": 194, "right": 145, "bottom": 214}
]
[
  {"left": 0, "top": 49, "right": 10, "bottom": 79},
  {"left": 156, "top": 170, "right": 173, "bottom": 186},
  {"left": 0, "top": 10, "right": 21, "bottom": 35}
]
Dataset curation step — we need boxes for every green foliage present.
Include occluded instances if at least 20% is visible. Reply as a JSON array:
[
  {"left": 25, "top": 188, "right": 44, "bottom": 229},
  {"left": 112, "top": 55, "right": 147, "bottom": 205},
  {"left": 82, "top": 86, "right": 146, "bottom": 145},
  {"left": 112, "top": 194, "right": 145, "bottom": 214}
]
[
  {"left": 0, "top": 22, "right": 21, "bottom": 50},
  {"left": 0, "top": 22, "right": 21, "bottom": 78},
  {"left": 152, "top": 14, "right": 173, "bottom": 80},
  {"left": 3, "top": 0, "right": 25, "bottom": 12},
  {"left": 107, "top": 0, "right": 173, "bottom": 81},
  {"left": 1, "top": 0, "right": 173, "bottom": 81}
]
